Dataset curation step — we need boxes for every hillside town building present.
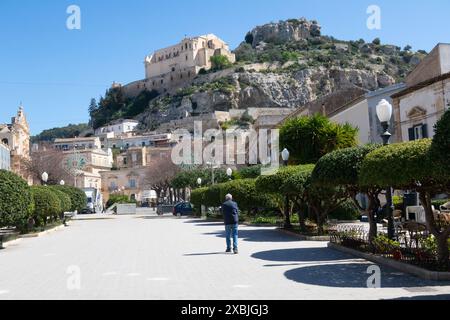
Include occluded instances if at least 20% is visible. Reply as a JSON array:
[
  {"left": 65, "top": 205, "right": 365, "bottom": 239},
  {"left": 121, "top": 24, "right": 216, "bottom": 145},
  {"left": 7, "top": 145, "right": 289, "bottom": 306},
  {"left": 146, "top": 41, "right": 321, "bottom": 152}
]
[
  {"left": 94, "top": 119, "right": 139, "bottom": 136},
  {"left": 121, "top": 34, "right": 235, "bottom": 96},
  {"left": 392, "top": 43, "right": 450, "bottom": 141}
]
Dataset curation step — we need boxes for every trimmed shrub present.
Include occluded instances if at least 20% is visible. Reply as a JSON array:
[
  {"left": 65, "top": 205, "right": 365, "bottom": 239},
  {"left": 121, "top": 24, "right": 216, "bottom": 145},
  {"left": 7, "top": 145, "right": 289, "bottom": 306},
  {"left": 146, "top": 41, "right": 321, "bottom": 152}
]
[
  {"left": 0, "top": 170, "right": 34, "bottom": 228},
  {"left": 328, "top": 200, "right": 360, "bottom": 221},
  {"left": 359, "top": 139, "right": 446, "bottom": 189},
  {"left": 312, "top": 144, "right": 381, "bottom": 188},
  {"left": 49, "top": 187, "right": 72, "bottom": 213},
  {"left": 106, "top": 194, "right": 135, "bottom": 208},
  {"left": 430, "top": 109, "right": 450, "bottom": 173},
  {"left": 31, "top": 186, "right": 61, "bottom": 222},
  {"left": 52, "top": 185, "right": 87, "bottom": 212},
  {"left": 190, "top": 187, "right": 208, "bottom": 214}
]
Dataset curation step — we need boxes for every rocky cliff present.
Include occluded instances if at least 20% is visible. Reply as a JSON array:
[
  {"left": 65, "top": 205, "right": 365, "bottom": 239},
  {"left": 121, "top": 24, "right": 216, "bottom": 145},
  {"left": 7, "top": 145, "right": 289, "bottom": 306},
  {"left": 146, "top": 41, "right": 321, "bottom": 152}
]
[{"left": 90, "top": 18, "right": 426, "bottom": 131}]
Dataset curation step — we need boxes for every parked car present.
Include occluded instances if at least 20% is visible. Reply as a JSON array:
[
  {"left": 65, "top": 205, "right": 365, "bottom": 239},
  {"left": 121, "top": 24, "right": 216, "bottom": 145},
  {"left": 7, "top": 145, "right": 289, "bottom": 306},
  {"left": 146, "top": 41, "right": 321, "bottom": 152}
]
[
  {"left": 80, "top": 207, "right": 94, "bottom": 215},
  {"left": 173, "top": 202, "right": 194, "bottom": 216}
]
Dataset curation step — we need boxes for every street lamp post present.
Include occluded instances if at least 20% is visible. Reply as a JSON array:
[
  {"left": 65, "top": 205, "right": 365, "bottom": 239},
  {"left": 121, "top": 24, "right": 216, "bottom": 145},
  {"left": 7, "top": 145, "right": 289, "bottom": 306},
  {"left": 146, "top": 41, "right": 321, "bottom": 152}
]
[
  {"left": 41, "top": 172, "right": 48, "bottom": 186},
  {"left": 281, "top": 148, "right": 292, "bottom": 229},
  {"left": 226, "top": 168, "right": 233, "bottom": 181},
  {"left": 376, "top": 99, "right": 395, "bottom": 239}
]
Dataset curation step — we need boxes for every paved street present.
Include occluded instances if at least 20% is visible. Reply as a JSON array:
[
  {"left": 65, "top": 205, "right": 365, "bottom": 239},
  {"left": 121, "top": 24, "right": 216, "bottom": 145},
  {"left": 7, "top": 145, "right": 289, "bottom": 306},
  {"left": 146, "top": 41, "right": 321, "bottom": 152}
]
[{"left": 0, "top": 215, "right": 449, "bottom": 300}]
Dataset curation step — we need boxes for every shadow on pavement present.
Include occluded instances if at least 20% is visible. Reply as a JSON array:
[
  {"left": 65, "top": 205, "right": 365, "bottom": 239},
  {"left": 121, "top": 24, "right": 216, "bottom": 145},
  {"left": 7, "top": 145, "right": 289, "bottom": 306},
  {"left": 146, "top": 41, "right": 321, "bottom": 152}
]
[
  {"left": 283, "top": 263, "right": 450, "bottom": 288},
  {"left": 204, "top": 229, "right": 299, "bottom": 243},
  {"left": 252, "top": 247, "right": 352, "bottom": 262},
  {"left": 184, "top": 252, "right": 229, "bottom": 256},
  {"left": 389, "top": 294, "right": 450, "bottom": 300}
]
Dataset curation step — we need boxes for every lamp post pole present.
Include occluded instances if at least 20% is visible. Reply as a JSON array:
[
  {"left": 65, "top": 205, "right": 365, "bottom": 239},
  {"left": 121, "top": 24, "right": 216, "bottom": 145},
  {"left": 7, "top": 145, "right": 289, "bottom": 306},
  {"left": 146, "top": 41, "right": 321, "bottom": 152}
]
[
  {"left": 377, "top": 99, "right": 395, "bottom": 240},
  {"left": 281, "top": 148, "right": 292, "bottom": 229}
]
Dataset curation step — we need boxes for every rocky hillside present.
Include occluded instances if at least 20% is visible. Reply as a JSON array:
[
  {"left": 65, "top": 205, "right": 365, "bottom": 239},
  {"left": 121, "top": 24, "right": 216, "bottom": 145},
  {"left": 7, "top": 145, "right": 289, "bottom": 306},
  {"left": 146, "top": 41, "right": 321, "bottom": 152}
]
[{"left": 91, "top": 18, "right": 427, "bottom": 131}]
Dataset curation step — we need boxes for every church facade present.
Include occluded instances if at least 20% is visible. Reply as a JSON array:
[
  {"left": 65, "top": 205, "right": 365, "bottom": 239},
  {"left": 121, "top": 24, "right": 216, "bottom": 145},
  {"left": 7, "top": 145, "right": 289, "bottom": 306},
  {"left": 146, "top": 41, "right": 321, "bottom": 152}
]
[{"left": 0, "top": 106, "right": 31, "bottom": 180}]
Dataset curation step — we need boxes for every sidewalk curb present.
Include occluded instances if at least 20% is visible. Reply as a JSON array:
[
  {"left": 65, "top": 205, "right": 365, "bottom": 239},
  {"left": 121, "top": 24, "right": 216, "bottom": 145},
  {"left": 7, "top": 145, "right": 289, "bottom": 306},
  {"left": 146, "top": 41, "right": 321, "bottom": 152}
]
[
  {"left": 18, "top": 224, "right": 66, "bottom": 239},
  {"left": 327, "top": 242, "right": 450, "bottom": 281},
  {"left": 277, "top": 228, "right": 331, "bottom": 241}
]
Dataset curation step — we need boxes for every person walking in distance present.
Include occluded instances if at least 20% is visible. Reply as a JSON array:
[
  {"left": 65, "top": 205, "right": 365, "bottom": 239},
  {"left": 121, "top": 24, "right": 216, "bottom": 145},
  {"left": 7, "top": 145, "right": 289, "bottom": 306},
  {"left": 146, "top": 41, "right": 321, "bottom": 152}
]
[{"left": 222, "top": 194, "right": 239, "bottom": 254}]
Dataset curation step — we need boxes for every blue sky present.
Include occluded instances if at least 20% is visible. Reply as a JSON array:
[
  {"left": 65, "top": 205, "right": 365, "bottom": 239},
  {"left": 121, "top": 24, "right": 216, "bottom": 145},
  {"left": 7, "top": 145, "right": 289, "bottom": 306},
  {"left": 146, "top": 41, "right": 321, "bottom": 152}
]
[{"left": 1, "top": 0, "right": 449, "bottom": 135}]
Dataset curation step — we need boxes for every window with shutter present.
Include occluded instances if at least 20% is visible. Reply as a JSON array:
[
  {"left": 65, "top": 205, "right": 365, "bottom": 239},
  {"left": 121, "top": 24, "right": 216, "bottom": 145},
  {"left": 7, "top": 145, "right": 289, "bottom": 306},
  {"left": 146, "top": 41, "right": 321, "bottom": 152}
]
[{"left": 421, "top": 124, "right": 428, "bottom": 138}]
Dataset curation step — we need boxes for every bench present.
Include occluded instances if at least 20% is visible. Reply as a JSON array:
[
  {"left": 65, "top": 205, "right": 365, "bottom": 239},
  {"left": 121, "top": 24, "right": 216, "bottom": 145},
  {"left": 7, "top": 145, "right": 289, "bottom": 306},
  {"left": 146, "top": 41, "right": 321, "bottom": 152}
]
[{"left": 0, "top": 229, "right": 19, "bottom": 249}]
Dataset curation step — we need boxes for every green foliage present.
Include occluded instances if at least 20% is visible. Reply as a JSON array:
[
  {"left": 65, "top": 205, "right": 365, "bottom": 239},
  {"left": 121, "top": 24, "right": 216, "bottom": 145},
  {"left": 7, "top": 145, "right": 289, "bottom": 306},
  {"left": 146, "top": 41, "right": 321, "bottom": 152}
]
[
  {"left": 32, "top": 123, "right": 90, "bottom": 143},
  {"left": 52, "top": 185, "right": 87, "bottom": 212},
  {"left": 360, "top": 139, "right": 448, "bottom": 190},
  {"left": 430, "top": 109, "right": 450, "bottom": 174},
  {"left": 48, "top": 187, "right": 72, "bottom": 213},
  {"left": 106, "top": 194, "right": 135, "bottom": 208},
  {"left": 0, "top": 170, "right": 34, "bottom": 228},
  {"left": 328, "top": 200, "right": 360, "bottom": 221},
  {"left": 238, "top": 165, "right": 264, "bottom": 179},
  {"left": 31, "top": 186, "right": 61, "bottom": 220},
  {"left": 312, "top": 144, "right": 381, "bottom": 188},
  {"left": 420, "top": 236, "right": 450, "bottom": 255},
  {"left": 89, "top": 88, "right": 158, "bottom": 129},
  {"left": 210, "top": 55, "right": 233, "bottom": 71},
  {"left": 171, "top": 167, "right": 228, "bottom": 189},
  {"left": 190, "top": 187, "right": 208, "bottom": 213},
  {"left": 372, "top": 38, "right": 381, "bottom": 45},
  {"left": 280, "top": 114, "right": 358, "bottom": 164},
  {"left": 192, "top": 179, "right": 276, "bottom": 214},
  {"left": 372, "top": 234, "right": 401, "bottom": 254}
]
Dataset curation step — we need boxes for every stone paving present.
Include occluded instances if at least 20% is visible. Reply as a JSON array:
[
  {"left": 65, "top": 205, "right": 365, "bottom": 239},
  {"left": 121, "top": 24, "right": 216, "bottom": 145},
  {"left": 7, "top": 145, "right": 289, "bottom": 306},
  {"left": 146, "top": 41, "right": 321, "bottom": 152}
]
[{"left": 0, "top": 215, "right": 449, "bottom": 300}]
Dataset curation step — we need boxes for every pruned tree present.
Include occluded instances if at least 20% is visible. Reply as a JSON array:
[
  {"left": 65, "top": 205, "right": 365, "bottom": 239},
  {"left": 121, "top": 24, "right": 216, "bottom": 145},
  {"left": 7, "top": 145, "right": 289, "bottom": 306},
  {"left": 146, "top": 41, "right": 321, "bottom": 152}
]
[
  {"left": 360, "top": 139, "right": 450, "bottom": 267},
  {"left": 312, "top": 144, "right": 382, "bottom": 243}
]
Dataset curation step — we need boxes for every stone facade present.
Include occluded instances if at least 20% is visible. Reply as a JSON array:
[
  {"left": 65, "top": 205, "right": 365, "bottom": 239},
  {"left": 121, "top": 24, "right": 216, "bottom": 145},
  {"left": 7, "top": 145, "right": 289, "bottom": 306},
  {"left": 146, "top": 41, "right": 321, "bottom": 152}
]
[
  {"left": 392, "top": 44, "right": 450, "bottom": 142},
  {"left": 0, "top": 106, "right": 31, "bottom": 179},
  {"left": 121, "top": 34, "right": 235, "bottom": 97},
  {"left": 0, "top": 142, "right": 10, "bottom": 170}
]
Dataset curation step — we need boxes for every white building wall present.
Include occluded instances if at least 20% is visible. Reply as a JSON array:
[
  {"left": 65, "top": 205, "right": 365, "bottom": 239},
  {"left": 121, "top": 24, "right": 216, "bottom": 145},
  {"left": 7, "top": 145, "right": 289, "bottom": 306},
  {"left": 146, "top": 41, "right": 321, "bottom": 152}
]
[
  {"left": 397, "top": 81, "right": 448, "bottom": 141},
  {"left": 330, "top": 99, "right": 371, "bottom": 145},
  {"left": 0, "top": 143, "right": 11, "bottom": 170}
]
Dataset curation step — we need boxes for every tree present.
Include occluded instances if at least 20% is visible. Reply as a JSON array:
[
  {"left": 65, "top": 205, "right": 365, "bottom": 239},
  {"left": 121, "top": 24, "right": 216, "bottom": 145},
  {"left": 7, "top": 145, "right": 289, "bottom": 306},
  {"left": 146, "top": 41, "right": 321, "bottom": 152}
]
[
  {"left": 256, "top": 165, "right": 315, "bottom": 231},
  {"left": 0, "top": 170, "right": 34, "bottom": 229},
  {"left": 279, "top": 114, "right": 358, "bottom": 164},
  {"left": 430, "top": 109, "right": 450, "bottom": 173},
  {"left": 372, "top": 38, "right": 381, "bottom": 45},
  {"left": 26, "top": 147, "right": 71, "bottom": 185},
  {"left": 144, "top": 157, "right": 180, "bottom": 203},
  {"left": 312, "top": 144, "right": 381, "bottom": 242},
  {"left": 210, "top": 55, "right": 232, "bottom": 71},
  {"left": 360, "top": 139, "right": 450, "bottom": 267}
]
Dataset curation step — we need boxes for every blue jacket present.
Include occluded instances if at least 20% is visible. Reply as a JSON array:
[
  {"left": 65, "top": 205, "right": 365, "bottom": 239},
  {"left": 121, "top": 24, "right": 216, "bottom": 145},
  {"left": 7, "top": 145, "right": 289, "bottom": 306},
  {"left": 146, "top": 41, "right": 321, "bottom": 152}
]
[{"left": 222, "top": 200, "right": 239, "bottom": 225}]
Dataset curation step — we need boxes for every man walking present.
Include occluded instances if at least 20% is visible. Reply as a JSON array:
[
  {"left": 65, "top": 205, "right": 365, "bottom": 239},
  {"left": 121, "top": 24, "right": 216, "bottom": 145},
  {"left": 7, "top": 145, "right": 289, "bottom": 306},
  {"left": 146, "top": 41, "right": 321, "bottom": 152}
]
[{"left": 222, "top": 194, "right": 239, "bottom": 254}]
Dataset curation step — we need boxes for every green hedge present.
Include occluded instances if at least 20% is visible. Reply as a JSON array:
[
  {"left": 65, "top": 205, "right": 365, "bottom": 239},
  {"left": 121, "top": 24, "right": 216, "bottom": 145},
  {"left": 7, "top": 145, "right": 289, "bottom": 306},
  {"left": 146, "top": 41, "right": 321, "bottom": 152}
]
[
  {"left": 430, "top": 109, "right": 450, "bottom": 173},
  {"left": 312, "top": 144, "right": 380, "bottom": 188},
  {"left": 49, "top": 187, "right": 72, "bottom": 213},
  {"left": 328, "top": 200, "right": 360, "bottom": 221},
  {"left": 191, "top": 179, "right": 276, "bottom": 214},
  {"left": 0, "top": 170, "right": 34, "bottom": 228},
  {"left": 106, "top": 194, "right": 135, "bottom": 208},
  {"left": 52, "top": 185, "right": 87, "bottom": 212},
  {"left": 31, "top": 186, "right": 62, "bottom": 221},
  {"left": 359, "top": 139, "right": 447, "bottom": 189}
]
